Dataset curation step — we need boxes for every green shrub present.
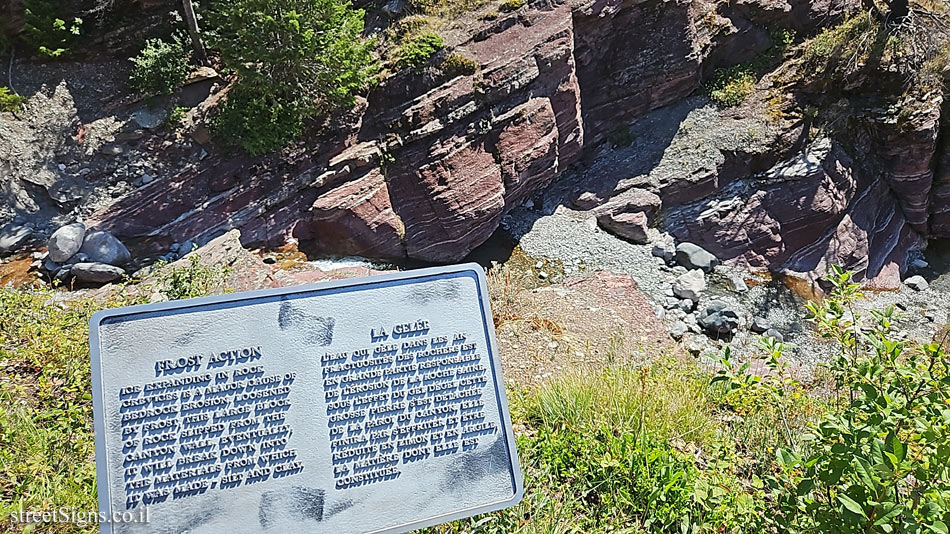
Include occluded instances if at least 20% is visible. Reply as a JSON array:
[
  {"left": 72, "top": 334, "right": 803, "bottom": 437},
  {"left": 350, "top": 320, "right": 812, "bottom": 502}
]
[
  {"left": 440, "top": 53, "right": 478, "bottom": 77},
  {"left": 499, "top": 0, "right": 525, "bottom": 12},
  {"left": 129, "top": 36, "right": 192, "bottom": 95},
  {"left": 405, "top": 0, "right": 491, "bottom": 17},
  {"left": 533, "top": 427, "right": 698, "bottom": 528},
  {"left": 23, "top": 0, "right": 82, "bottom": 58},
  {"left": 480, "top": 11, "right": 499, "bottom": 20},
  {"left": 806, "top": 15, "right": 873, "bottom": 63},
  {"left": 0, "top": 87, "right": 27, "bottom": 112},
  {"left": 158, "top": 252, "right": 232, "bottom": 300},
  {"left": 406, "top": 0, "right": 448, "bottom": 13},
  {"left": 389, "top": 14, "right": 431, "bottom": 40},
  {"left": 214, "top": 83, "right": 306, "bottom": 156},
  {"left": 398, "top": 31, "right": 444, "bottom": 70},
  {"left": 714, "top": 266, "right": 950, "bottom": 533},
  {"left": 802, "top": 14, "right": 878, "bottom": 78},
  {"left": 208, "top": 0, "right": 377, "bottom": 154},
  {"left": 707, "top": 65, "right": 756, "bottom": 107},
  {"left": 770, "top": 27, "right": 797, "bottom": 50},
  {"left": 769, "top": 267, "right": 950, "bottom": 533}
]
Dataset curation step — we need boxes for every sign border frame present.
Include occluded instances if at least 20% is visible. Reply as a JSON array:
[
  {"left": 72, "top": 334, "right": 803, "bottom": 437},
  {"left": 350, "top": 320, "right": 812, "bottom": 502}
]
[{"left": 89, "top": 263, "right": 524, "bottom": 534}]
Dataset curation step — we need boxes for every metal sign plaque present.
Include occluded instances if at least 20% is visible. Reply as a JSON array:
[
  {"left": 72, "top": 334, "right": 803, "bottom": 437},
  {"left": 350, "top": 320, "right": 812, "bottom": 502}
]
[{"left": 90, "top": 264, "right": 523, "bottom": 534}]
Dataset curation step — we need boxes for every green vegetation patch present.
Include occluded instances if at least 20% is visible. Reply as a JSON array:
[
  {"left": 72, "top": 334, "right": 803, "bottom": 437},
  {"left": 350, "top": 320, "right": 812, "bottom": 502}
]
[
  {"left": 499, "top": 0, "right": 525, "bottom": 12},
  {"left": 213, "top": 83, "right": 307, "bottom": 156},
  {"left": 0, "top": 87, "right": 27, "bottom": 112},
  {"left": 804, "top": 14, "right": 876, "bottom": 68},
  {"left": 162, "top": 105, "right": 190, "bottom": 130},
  {"left": 156, "top": 252, "right": 232, "bottom": 300},
  {"left": 129, "top": 35, "right": 192, "bottom": 96},
  {"left": 405, "top": 0, "right": 494, "bottom": 18},
  {"left": 398, "top": 31, "right": 444, "bottom": 70},
  {"left": 23, "top": 0, "right": 82, "bottom": 58},
  {"left": 440, "top": 53, "right": 478, "bottom": 77},
  {"left": 209, "top": 0, "right": 378, "bottom": 154},
  {"left": 706, "top": 65, "right": 757, "bottom": 107}
]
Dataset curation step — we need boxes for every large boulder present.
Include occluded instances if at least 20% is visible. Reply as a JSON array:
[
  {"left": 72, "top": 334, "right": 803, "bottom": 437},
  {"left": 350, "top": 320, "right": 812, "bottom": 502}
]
[
  {"left": 79, "top": 231, "right": 131, "bottom": 266},
  {"left": 674, "top": 242, "right": 718, "bottom": 273},
  {"left": 71, "top": 262, "right": 126, "bottom": 283},
  {"left": 0, "top": 223, "right": 32, "bottom": 255},
  {"left": 698, "top": 301, "right": 741, "bottom": 336},
  {"left": 672, "top": 269, "right": 706, "bottom": 302},
  {"left": 48, "top": 223, "right": 86, "bottom": 262},
  {"left": 595, "top": 189, "right": 662, "bottom": 222},
  {"left": 597, "top": 211, "right": 649, "bottom": 244}
]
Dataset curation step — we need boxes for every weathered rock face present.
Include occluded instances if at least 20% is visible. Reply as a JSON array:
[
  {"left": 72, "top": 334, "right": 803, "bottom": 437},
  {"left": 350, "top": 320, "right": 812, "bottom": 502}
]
[
  {"left": 662, "top": 137, "right": 923, "bottom": 288},
  {"left": 309, "top": 169, "right": 406, "bottom": 258},
  {"left": 87, "top": 0, "right": 737, "bottom": 263},
  {"left": 571, "top": 0, "right": 702, "bottom": 145},
  {"left": 82, "top": 0, "right": 945, "bottom": 288}
]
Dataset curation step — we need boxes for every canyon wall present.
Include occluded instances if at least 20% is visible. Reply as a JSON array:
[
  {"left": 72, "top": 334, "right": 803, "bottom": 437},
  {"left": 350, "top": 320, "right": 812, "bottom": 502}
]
[{"left": 87, "top": 0, "right": 948, "bottom": 287}]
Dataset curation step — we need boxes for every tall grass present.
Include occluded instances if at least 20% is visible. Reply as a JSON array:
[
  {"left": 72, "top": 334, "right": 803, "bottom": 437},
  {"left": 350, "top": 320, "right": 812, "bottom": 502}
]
[{"left": 522, "top": 361, "right": 716, "bottom": 444}]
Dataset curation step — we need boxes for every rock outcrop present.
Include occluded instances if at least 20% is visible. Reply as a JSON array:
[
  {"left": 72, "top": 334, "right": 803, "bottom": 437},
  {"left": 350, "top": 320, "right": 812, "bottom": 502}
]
[
  {"left": 77, "top": 0, "right": 946, "bottom": 290},
  {"left": 86, "top": 0, "right": 746, "bottom": 262}
]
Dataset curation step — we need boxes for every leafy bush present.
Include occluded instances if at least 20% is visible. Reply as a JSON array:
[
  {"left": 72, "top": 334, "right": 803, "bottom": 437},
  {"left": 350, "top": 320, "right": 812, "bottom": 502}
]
[
  {"left": 440, "top": 53, "right": 478, "bottom": 77},
  {"left": 805, "top": 15, "right": 874, "bottom": 65},
  {"left": 533, "top": 427, "right": 699, "bottom": 529},
  {"left": 209, "top": 0, "right": 378, "bottom": 153},
  {"left": 213, "top": 84, "right": 307, "bottom": 156},
  {"left": 23, "top": 0, "right": 82, "bottom": 58},
  {"left": 768, "top": 267, "right": 950, "bottom": 533},
  {"left": 771, "top": 27, "right": 797, "bottom": 51},
  {"left": 398, "top": 31, "right": 444, "bottom": 70},
  {"left": 406, "top": 0, "right": 447, "bottom": 13},
  {"left": 801, "top": 13, "right": 884, "bottom": 82},
  {"left": 0, "top": 87, "right": 27, "bottom": 112},
  {"left": 389, "top": 14, "right": 431, "bottom": 39},
  {"left": 158, "top": 252, "right": 232, "bottom": 300},
  {"left": 707, "top": 65, "right": 756, "bottom": 107},
  {"left": 499, "top": 0, "right": 525, "bottom": 12},
  {"left": 129, "top": 36, "right": 192, "bottom": 95}
]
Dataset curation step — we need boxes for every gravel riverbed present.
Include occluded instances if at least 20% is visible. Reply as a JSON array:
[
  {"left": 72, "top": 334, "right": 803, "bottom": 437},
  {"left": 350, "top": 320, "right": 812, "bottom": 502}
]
[{"left": 503, "top": 202, "right": 950, "bottom": 376}]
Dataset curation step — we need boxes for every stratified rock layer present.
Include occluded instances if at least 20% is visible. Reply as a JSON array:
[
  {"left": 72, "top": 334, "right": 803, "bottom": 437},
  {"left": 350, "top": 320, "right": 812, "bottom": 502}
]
[
  {"left": 85, "top": 0, "right": 947, "bottom": 289},
  {"left": 87, "top": 0, "right": 728, "bottom": 262}
]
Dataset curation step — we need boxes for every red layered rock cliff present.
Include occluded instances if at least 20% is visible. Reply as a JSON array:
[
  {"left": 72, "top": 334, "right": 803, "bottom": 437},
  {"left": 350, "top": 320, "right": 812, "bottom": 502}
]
[
  {"left": 86, "top": 0, "right": 949, "bottom": 288},
  {"left": 88, "top": 0, "right": 734, "bottom": 259}
]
